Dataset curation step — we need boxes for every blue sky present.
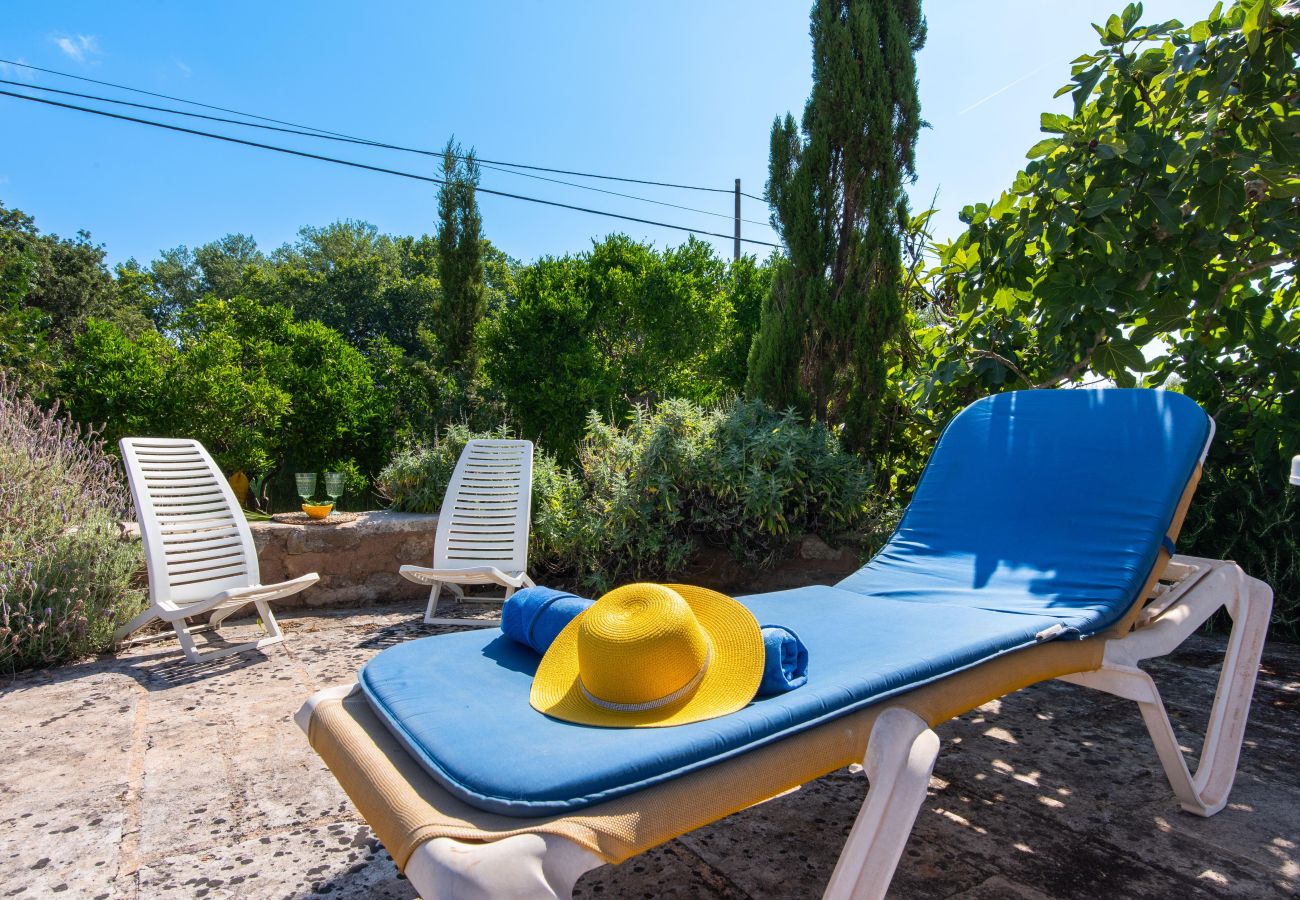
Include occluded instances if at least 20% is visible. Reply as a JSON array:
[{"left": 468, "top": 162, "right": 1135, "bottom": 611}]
[{"left": 1, "top": 1, "right": 1202, "bottom": 267}]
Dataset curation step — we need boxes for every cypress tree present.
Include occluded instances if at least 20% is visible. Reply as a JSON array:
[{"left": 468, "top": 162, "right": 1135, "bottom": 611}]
[
  {"left": 747, "top": 0, "right": 926, "bottom": 452},
  {"left": 435, "top": 138, "right": 487, "bottom": 373}
]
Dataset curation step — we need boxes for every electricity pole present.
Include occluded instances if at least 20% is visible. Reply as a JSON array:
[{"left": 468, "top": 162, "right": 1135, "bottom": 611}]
[{"left": 733, "top": 178, "right": 741, "bottom": 261}]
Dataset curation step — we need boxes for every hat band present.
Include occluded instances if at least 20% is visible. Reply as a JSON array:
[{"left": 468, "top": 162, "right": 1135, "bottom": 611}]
[{"left": 578, "top": 647, "right": 712, "bottom": 713}]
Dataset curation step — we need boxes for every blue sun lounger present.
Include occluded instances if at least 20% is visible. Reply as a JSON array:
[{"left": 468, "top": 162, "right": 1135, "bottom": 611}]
[{"left": 297, "top": 389, "right": 1273, "bottom": 899}]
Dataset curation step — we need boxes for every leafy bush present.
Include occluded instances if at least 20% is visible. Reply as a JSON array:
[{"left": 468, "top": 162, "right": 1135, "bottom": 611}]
[
  {"left": 0, "top": 371, "right": 144, "bottom": 672},
  {"left": 65, "top": 296, "right": 397, "bottom": 506},
  {"left": 908, "top": 2, "right": 1298, "bottom": 635},
  {"left": 569, "top": 398, "right": 875, "bottom": 591},
  {"left": 480, "top": 236, "right": 765, "bottom": 455},
  {"left": 1181, "top": 464, "right": 1299, "bottom": 638},
  {"left": 377, "top": 398, "right": 876, "bottom": 594}
]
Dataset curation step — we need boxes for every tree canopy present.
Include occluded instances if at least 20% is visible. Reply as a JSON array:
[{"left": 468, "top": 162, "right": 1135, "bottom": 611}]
[
  {"left": 434, "top": 139, "right": 488, "bottom": 373},
  {"left": 748, "top": 0, "right": 926, "bottom": 453},
  {"left": 917, "top": 1, "right": 1296, "bottom": 461},
  {"left": 482, "top": 235, "right": 765, "bottom": 453},
  {"left": 912, "top": 0, "right": 1298, "bottom": 630}
]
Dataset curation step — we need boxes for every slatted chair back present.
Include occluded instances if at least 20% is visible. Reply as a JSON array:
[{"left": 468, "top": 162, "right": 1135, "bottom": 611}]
[
  {"left": 433, "top": 439, "right": 534, "bottom": 576},
  {"left": 120, "top": 438, "right": 260, "bottom": 607}
]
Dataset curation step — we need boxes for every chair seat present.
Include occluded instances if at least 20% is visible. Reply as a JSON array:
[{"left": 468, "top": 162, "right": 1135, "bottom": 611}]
[
  {"left": 157, "top": 573, "right": 321, "bottom": 621},
  {"left": 399, "top": 564, "right": 527, "bottom": 588}
]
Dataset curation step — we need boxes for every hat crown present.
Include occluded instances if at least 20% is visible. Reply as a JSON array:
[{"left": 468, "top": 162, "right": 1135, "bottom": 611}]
[{"left": 577, "top": 584, "right": 710, "bottom": 708}]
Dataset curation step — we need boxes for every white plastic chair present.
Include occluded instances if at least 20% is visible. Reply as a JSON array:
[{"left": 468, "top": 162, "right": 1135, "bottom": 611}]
[
  {"left": 115, "top": 438, "right": 319, "bottom": 662},
  {"left": 399, "top": 439, "right": 535, "bottom": 626}
]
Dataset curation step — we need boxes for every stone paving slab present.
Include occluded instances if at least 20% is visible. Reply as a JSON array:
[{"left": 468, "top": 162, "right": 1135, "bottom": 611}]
[
  {"left": 0, "top": 603, "right": 1295, "bottom": 899},
  {"left": 133, "top": 821, "right": 414, "bottom": 900}
]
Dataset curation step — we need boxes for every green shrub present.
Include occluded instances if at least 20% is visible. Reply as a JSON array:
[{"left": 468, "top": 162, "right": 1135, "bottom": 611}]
[
  {"left": 0, "top": 371, "right": 144, "bottom": 672},
  {"left": 376, "top": 398, "right": 877, "bottom": 594},
  {"left": 480, "top": 236, "right": 762, "bottom": 456},
  {"left": 1182, "top": 464, "right": 1299, "bottom": 639},
  {"left": 569, "top": 398, "right": 875, "bottom": 591},
  {"left": 65, "top": 296, "right": 398, "bottom": 509}
]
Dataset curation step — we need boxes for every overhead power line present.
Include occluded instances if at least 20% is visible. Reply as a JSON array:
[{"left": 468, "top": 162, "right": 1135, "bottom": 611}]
[
  {"left": 0, "top": 57, "right": 770, "bottom": 202},
  {"left": 0, "top": 58, "right": 363, "bottom": 140},
  {"left": 0, "top": 88, "right": 781, "bottom": 249},
  {"left": 486, "top": 163, "right": 773, "bottom": 227},
  {"left": 0, "top": 76, "right": 773, "bottom": 228}
]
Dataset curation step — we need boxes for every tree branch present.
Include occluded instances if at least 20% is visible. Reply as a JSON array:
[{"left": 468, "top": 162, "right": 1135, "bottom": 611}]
[
  {"left": 1133, "top": 75, "right": 1158, "bottom": 115},
  {"left": 1036, "top": 329, "right": 1107, "bottom": 389},
  {"left": 1212, "top": 253, "right": 1293, "bottom": 312},
  {"left": 971, "top": 349, "right": 1034, "bottom": 389}
]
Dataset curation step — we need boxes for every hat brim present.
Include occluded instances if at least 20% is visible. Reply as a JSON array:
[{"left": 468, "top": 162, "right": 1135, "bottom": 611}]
[{"left": 529, "top": 584, "right": 764, "bottom": 728}]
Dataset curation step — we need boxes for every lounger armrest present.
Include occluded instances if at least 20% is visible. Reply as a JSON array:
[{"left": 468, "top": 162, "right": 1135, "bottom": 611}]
[
  {"left": 399, "top": 564, "right": 529, "bottom": 589},
  {"left": 1109, "top": 555, "right": 1253, "bottom": 666}
]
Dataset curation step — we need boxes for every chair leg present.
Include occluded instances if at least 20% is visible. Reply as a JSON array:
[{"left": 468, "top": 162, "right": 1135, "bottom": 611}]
[
  {"left": 1185, "top": 575, "right": 1272, "bottom": 814},
  {"left": 1059, "top": 566, "right": 1273, "bottom": 816},
  {"left": 823, "top": 708, "right": 941, "bottom": 900},
  {"left": 423, "top": 581, "right": 501, "bottom": 627},
  {"left": 423, "top": 582, "right": 445, "bottom": 624},
  {"left": 173, "top": 618, "right": 202, "bottom": 662},
  {"left": 403, "top": 832, "right": 602, "bottom": 900},
  {"left": 254, "top": 599, "right": 284, "bottom": 646},
  {"left": 170, "top": 599, "right": 286, "bottom": 664},
  {"left": 113, "top": 606, "right": 161, "bottom": 649},
  {"left": 209, "top": 600, "right": 249, "bottom": 629}
]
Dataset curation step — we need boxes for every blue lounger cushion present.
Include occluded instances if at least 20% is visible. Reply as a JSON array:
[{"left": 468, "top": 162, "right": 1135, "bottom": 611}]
[
  {"left": 360, "top": 389, "right": 1211, "bottom": 817},
  {"left": 837, "top": 388, "right": 1211, "bottom": 634},
  {"left": 360, "top": 586, "right": 1066, "bottom": 816}
]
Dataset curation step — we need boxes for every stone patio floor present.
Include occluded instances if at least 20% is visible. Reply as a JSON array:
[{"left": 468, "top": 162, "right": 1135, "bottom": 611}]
[{"left": 2, "top": 602, "right": 1297, "bottom": 899}]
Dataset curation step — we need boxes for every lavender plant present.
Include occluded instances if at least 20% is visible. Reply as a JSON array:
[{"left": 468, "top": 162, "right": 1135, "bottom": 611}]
[{"left": 0, "top": 370, "right": 144, "bottom": 672}]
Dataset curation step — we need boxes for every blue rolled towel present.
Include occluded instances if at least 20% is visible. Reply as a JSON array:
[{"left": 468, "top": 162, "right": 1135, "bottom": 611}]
[
  {"left": 757, "top": 624, "right": 809, "bottom": 696},
  {"left": 502, "top": 588, "right": 810, "bottom": 696},
  {"left": 500, "top": 586, "right": 593, "bottom": 655}
]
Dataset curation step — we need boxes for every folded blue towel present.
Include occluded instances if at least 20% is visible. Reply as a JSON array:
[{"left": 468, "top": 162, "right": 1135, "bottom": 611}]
[
  {"left": 501, "top": 587, "right": 808, "bottom": 696},
  {"left": 500, "top": 587, "right": 593, "bottom": 655},
  {"left": 757, "top": 624, "right": 808, "bottom": 696}
]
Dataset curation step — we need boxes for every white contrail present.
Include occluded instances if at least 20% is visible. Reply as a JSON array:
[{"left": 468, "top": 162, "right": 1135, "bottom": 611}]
[{"left": 959, "top": 65, "right": 1045, "bottom": 115}]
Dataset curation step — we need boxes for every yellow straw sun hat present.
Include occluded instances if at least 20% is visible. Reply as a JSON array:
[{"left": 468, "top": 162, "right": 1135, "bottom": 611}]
[{"left": 530, "top": 583, "right": 764, "bottom": 728}]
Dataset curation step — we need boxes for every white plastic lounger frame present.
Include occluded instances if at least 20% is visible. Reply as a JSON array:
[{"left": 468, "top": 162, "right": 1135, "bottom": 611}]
[
  {"left": 399, "top": 439, "right": 535, "bottom": 626},
  {"left": 116, "top": 438, "right": 318, "bottom": 663},
  {"left": 297, "top": 553, "right": 1272, "bottom": 899},
  {"left": 1058, "top": 555, "right": 1272, "bottom": 817}
]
